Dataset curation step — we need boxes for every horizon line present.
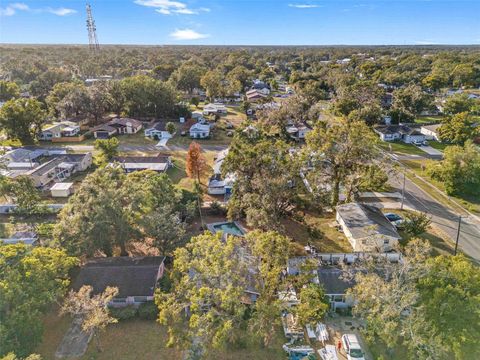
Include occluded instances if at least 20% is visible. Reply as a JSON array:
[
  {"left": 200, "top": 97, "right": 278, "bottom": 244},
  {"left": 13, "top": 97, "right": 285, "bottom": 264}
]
[{"left": 1, "top": 43, "right": 480, "bottom": 47}]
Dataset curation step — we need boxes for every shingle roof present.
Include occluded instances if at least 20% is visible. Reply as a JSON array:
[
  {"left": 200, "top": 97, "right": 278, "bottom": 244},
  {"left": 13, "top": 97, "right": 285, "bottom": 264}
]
[
  {"left": 317, "top": 268, "right": 357, "bottom": 295},
  {"left": 336, "top": 203, "right": 400, "bottom": 239},
  {"left": 72, "top": 256, "right": 165, "bottom": 298}
]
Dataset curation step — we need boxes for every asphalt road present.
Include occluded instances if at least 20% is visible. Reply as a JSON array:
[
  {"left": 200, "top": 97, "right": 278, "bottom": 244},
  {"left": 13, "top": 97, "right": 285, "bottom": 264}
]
[
  {"left": 66, "top": 144, "right": 228, "bottom": 152},
  {"left": 389, "top": 172, "right": 480, "bottom": 262}
]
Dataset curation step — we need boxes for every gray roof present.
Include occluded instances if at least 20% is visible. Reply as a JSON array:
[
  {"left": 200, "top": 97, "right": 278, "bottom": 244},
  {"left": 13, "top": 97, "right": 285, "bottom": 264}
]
[
  {"left": 317, "top": 268, "right": 357, "bottom": 295},
  {"left": 72, "top": 256, "right": 165, "bottom": 298},
  {"left": 421, "top": 124, "right": 441, "bottom": 132},
  {"left": 336, "top": 203, "right": 400, "bottom": 239}
]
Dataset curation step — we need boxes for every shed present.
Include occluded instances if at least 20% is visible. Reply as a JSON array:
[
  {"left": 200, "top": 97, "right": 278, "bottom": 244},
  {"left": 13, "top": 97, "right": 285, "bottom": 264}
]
[{"left": 50, "top": 182, "right": 74, "bottom": 197}]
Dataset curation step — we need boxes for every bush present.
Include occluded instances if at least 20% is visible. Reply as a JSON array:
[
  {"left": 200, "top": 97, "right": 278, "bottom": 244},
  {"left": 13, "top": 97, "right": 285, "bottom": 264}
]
[
  {"left": 403, "top": 212, "right": 431, "bottom": 237},
  {"left": 109, "top": 305, "right": 137, "bottom": 320},
  {"left": 137, "top": 302, "right": 159, "bottom": 320},
  {"left": 158, "top": 271, "right": 172, "bottom": 293}
]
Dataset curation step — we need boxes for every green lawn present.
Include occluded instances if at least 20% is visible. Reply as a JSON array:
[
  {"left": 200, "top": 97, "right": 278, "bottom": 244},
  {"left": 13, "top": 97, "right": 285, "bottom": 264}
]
[
  {"left": 378, "top": 141, "right": 426, "bottom": 156},
  {"left": 415, "top": 116, "right": 443, "bottom": 124},
  {"left": 37, "top": 313, "right": 287, "bottom": 360},
  {"left": 428, "top": 141, "right": 449, "bottom": 152}
]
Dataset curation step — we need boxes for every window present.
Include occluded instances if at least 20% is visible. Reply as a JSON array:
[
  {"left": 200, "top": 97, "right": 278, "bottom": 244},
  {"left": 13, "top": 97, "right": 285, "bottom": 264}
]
[
  {"left": 133, "top": 296, "right": 148, "bottom": 303},
  {"left": 383, "top": 239, "right": 389, "bottom": 245}
]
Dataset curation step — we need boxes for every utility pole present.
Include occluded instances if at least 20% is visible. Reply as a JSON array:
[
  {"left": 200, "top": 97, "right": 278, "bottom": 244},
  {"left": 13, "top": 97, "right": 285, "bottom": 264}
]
[
  {"left": 400, "top": 172, "right": 406, "bottom": 210},
  {"left": 454, "top": 216, "right": 463, "bottom": 256}
]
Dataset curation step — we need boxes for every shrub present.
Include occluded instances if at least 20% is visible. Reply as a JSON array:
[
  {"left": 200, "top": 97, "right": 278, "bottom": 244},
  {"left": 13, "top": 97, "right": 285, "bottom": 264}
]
[
  {"left": 109, "top": 305, "right": 137, "bottom": 320},
  {"left": 158, "top": 271, "right": 172, "bottom": 293},
  {"left": 403, "top": 212, "right": 431, "bottom": 237},
  {"left": 137, "top": 302, "right": 159, "bottom": 320}
]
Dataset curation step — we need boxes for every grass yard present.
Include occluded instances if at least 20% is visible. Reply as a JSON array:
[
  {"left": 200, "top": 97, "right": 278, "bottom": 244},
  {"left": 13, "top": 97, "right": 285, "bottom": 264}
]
[
  {"left": 281, "top": 211, "right": 352, "bottom": 254},
  {"left": 37, "top": 312, "right": 287, "bottom": 360},
  {"left": 415, "top": 116, "right": 443, "bottom": 124},
  {"left": 428, "top": 141, "right": 449, "bottom": 152},
  {"left": 378, "top": 141, "right": 426, "bottom": 156},
  {"left": 167, "top": 150, "right": 216, "bottom": 194}
]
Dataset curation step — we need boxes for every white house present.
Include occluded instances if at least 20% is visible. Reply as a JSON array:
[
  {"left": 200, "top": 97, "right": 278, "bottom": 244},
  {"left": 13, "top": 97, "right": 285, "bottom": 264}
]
[
  {"left": 374, "top": 124, "right": 426, "bottom": 144},
  {"left": 336, "top": 203, "right": 401, "bottom": 252},
  {"left": 421, "top": 124, "right": 442, "bottom": 141},
  {"left": 189, "top": 123, "right": 210, "bottom": 139},
  {"left": 208, "top": 149, "right": 235, "bottom": 195},
  {"left": 203, "top": 103, "right": 228, "bottom": 116},
  {"left": 40, "top": 121, "right": 80, "bottom": 141},
  {"left": 111, "top": 155, "right": 172, "bottom": 173},
  {"left": 144, "top": 122, "right": 173, "bottom": 140}
]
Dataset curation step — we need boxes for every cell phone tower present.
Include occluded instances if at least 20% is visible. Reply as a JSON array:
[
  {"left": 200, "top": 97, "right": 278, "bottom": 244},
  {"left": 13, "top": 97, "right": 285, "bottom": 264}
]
[{"left": 86, "top": 2, "right": 100, "bottom": 52}]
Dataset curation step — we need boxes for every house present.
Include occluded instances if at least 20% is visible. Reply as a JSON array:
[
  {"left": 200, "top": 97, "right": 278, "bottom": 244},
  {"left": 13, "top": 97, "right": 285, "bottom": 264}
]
[
  {"left": 208, "top": 149, "right": 235, "bottom": 195},
  {"left": 246, "top": 89, "right": 268, "bottom": 102},
  {"left": 316, "top": 267, "right": 356, "bottom": 311},
  {"left": 374, "top": 124, "right": 426, "bottom": 144},
  {"left": 107, "top": 117, "right": 143, "bottom": 134},
  {"left": 421, "top": 124, "right": 442, "bottom": 141},
  {"left": 50, "top": 182, "right": 74, "bottom": 197},
  {"left": 111, "top": 154, "right": 172, "bottom": 173},
  {"left": 26, "top": 153, "right": 93, "bottom": 188},
  {"left": 39, "top": 121, "right": 81, "bottom": 141},
  {"left": 144, "top": 122, "right": 173, "bottom": 140},
  {"left": 92, "top": 124, "right": 118, "bottom": 139},
  {"left": 286, "top": 123, "right": 312, "bottom": 140},
  {"left": 72, "top": 256, "right": 165, "bottom": 307},
  {"left": 336, "top": 203, "right": 401, "bottom": 252},
  {"left": 203, "top": 103, "right": 228, "bottom": 116},
  {"left": 65, "top": 115, "right": 91, "bottom": 129},
  {"left": 251, "top": 80, "right": 271, "bottom": 95},
  {"left": 92, "top": 118, "right": 143, "bottom": 138},
  {"left": 189, "top": 123, "right": 210, "bottom": 139}
]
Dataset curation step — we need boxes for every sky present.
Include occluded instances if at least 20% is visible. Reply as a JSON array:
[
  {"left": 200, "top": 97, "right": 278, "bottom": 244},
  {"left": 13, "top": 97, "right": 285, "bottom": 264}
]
[{"left": 0, "top": 0, "right": 480, "bottom": 45}]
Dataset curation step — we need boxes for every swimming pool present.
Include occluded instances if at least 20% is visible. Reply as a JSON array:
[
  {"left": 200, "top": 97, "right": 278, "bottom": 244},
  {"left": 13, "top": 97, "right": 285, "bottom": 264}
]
[{"left": 207, "top": 221, "right": 246, "bottom": 237}]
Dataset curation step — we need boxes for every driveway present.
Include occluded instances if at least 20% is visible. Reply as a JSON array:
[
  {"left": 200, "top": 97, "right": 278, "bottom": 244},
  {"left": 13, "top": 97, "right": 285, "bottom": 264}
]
[
  {"left": 418, "top": 145, "right": 443, "bottom": 157},
  {"left": 55, "top": 317, "right": 92, "bottom": 358}
]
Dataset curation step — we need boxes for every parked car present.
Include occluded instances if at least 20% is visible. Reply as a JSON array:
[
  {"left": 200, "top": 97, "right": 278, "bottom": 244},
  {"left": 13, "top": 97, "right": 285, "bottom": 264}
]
[
  {"left": 384, "top": 212, "right": 404, "bottom": 228},
  {"left": 341, "top": 334, "right": 365, "bottom": 360},
  {"left": 413, "top": 140, "right": 423, "bottom": 146}
]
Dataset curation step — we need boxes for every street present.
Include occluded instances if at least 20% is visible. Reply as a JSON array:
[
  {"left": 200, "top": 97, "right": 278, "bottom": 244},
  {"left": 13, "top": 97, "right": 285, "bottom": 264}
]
[{"left": 389, "top": 172, "right": 480, "bottom": 262}]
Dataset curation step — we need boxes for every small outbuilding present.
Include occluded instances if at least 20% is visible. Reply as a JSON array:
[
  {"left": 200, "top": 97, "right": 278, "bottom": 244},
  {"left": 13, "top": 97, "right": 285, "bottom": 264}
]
[{"left": 50, "top": 182, "right": 74, "bottom": 197}]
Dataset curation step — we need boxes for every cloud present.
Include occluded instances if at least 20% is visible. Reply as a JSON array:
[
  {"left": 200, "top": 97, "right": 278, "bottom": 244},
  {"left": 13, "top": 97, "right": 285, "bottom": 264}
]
[
  {"left": 0, "top": 2, "right": 29, "bottom": 16},
  {"left": 46, "top": 7, "right": 77, "bottom": 16},
  {"left": 170, "top": 28, "right": 209, "bottom": 40},
  {"left": 288, "top": 4, "right": 320, "bottom": 8},
  {"left": 0, "top": 2, "right": 76, "bottom": 16},
  {"left": 135, "top": 0, "right": 209, "bottom": 15}
]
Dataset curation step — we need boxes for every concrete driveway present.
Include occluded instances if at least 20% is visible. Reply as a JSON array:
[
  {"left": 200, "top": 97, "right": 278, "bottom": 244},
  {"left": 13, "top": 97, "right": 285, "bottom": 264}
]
[{"left": 418, "top": 145, "right": 443, "bottom": 157}]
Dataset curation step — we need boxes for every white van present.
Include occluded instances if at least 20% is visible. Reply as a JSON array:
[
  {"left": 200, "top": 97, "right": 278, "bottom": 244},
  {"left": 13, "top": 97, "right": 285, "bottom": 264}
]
[{"left": 341, "top": 334, "right": 365, "bottom": 360}]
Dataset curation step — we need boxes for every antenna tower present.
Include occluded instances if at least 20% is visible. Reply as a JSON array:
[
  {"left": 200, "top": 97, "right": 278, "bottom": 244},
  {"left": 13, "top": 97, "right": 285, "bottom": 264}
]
[{"left": 86, "top": 2, "right": 100, "bottom": 52}]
